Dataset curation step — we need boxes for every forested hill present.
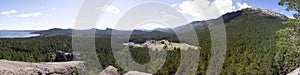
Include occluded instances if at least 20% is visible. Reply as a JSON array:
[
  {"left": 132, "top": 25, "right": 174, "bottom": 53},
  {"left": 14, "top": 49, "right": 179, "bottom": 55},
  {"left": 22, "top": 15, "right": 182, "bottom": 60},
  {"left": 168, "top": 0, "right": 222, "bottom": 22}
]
[
  {"left": 194, "top": 8, "right": 288, "bottom": 74},
  {"left": 173, "top": 7, "right": 287, "bottom": 33}
]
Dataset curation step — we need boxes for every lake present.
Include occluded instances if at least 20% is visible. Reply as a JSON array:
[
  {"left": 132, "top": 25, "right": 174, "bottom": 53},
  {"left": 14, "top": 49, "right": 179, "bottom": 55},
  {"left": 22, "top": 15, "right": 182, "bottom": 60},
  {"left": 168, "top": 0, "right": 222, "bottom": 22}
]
[{"left": 0, "top": 30, "right": 40, "bottom": 38}]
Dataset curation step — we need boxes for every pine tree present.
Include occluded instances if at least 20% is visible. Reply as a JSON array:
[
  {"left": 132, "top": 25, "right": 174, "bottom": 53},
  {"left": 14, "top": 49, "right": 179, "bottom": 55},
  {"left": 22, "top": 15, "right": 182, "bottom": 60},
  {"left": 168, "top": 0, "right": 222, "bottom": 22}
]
[{"left": 275, "top": 0, "right": 300, "bottom": 74}]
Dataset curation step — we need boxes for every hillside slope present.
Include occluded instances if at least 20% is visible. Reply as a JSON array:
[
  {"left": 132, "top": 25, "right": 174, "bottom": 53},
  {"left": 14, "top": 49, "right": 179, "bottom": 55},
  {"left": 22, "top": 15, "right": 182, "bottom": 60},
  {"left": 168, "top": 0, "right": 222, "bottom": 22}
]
[{"left": 194, "top": 8, "right": 288, "bottom": 74}]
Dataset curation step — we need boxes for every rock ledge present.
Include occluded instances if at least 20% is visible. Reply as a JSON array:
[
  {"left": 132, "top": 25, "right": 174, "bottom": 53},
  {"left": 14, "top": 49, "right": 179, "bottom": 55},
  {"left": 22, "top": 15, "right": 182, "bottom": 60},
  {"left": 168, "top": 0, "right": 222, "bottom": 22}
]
[{"left": 0, "top": 60, "right": 81, "bottom": 75}]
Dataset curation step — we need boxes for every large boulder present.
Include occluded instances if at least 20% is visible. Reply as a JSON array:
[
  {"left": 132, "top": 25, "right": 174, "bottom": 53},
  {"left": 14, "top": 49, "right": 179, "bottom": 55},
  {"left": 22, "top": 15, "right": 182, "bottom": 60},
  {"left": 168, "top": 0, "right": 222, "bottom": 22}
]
[
  {"left": 99, "top": 66, "right": 120, "bottom": 75},
  {"left": 288, "top": 68, "right": 300, "bottom": 75}
]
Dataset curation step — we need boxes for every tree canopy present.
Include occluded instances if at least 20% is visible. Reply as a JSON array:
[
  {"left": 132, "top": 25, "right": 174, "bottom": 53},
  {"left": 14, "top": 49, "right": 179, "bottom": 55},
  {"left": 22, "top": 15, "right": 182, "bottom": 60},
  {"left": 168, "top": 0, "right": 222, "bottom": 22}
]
[{"left": 275, "top": 0, "right": 300, "bottom": 74}]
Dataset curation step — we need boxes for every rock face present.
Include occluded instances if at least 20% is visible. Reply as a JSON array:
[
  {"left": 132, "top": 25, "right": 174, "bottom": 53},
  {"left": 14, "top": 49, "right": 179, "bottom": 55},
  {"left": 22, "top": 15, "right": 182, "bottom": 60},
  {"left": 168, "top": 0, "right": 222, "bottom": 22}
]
[
  {"left": 243, "top": 7, "right": 288, "bottom": 20},
  {"left": 288, "top": 68, "right": 300, "bottom": 75},
  {"left": 98, "top": 66, "right": 120, "bottom": 75},
  {"left": 0, "top": 60, "right": 81, "bottom": 75},
  {"left": 0, "top": 60, "right": 152, "bottom": 75}
]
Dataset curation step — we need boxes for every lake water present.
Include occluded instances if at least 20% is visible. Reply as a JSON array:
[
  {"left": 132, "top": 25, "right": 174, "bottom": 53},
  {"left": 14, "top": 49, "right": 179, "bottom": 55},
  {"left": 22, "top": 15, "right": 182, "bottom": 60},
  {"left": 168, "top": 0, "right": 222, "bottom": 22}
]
[{"left": 0, "top": 31, "right": 40, "bottom": 38}]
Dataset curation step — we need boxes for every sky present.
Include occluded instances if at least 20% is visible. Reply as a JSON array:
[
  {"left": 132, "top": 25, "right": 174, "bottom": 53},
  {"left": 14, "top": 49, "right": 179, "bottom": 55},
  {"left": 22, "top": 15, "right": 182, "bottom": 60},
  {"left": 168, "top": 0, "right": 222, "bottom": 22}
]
[{"left": 0, "top": 0, "right": 295, "bottom": 30}]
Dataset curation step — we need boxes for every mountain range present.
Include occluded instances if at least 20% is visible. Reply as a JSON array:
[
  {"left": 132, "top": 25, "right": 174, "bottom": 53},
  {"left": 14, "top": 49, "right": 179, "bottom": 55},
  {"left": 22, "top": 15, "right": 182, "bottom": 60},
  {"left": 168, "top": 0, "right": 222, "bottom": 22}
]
[{"left": 31, "top": 7, "right": 288, "bottom": 36}]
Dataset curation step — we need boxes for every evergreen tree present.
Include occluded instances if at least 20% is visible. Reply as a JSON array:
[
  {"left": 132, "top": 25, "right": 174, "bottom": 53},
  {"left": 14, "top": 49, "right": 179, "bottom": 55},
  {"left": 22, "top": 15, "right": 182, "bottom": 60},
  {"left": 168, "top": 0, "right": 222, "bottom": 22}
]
[{"left": 275, "top": 0, "right": 300, "bottom": 74}]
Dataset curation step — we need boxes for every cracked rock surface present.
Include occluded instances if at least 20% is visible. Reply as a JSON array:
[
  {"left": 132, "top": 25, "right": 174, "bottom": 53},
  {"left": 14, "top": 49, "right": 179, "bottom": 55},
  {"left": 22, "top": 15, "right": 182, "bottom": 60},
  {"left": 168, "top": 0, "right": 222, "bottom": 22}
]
[{"left": 0, "top": 60, "right": 81, "bottom": 75}]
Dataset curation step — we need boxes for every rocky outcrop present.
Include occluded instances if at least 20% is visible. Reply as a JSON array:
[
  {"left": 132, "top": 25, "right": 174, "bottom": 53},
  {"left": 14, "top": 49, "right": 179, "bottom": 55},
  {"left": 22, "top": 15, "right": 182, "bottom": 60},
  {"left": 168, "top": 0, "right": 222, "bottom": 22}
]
[
  {"left": 288, "top": 68, "right": 300, "bottom": 75},
  {"left": 99, "top": 66, "right": 152, "bottom": 75},
  {"left": 0, "top": 60, "right": 152, "bottom": 75},
  {"left": 0, "top": 60, "right": 81, "bottom": 75},
  {"left": 123, "top": 71, "right": 152, "bottom": 75},
  {"left": 243, "top": 7, "right": 288, "bottom": 20},
  {"left": 99, "top": 66, "right": 120, "bottom": 75}
]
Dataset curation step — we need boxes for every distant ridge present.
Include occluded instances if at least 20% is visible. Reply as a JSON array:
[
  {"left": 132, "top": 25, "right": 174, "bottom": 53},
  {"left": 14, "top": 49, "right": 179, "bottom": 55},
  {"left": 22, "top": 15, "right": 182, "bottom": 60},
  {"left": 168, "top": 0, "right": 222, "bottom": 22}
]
[
  {"left": 170, "top": 7, "right": 288, "bottom": 33},
  {"left": 31, "top": 8, "right": 288, "bottom": 36}
]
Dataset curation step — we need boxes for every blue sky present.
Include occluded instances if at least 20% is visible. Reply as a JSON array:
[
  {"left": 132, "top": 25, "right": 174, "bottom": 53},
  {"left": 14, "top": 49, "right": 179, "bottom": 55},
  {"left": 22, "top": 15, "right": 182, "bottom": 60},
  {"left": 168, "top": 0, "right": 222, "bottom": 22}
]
[{"left": 0, "top": 0, "right": 295, "bottom": 30}]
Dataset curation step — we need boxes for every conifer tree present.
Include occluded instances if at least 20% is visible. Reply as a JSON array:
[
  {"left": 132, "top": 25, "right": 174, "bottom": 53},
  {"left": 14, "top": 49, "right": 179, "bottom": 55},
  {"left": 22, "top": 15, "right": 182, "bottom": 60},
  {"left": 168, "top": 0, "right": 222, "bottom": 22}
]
[{"left": 275, "top": 0, "right": 300, "bottom": 74}]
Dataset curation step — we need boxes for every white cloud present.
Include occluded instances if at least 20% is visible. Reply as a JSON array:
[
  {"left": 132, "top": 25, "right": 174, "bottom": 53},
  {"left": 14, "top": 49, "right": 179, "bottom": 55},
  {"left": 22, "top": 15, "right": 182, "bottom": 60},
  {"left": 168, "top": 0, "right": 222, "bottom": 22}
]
[
  {"left": 176, "top": 1, "right": 204, "bottom": 20},
  {"left": 52, "top": 8, "right": 56, "bottom": 10},
  {"left": 20, "top": 21, "right": 34, "bottom": 25},
  {"left": 236, "top": 2, "right": 251, "bottom": 10},
  {"left": 214, "top": 0, "right": 235, "bottom": 14},
  {"left": 47, "top": 14, "right": 53, "bottom": 16},
  {"left": 95, "top": 5, "right": 121, "bottom": 14},
  {"left": 72, "top": 19, "right": 75, "bottom": 23},
  {"left": 17, "top": 12, "right": 42, "bottom": 18},
  {"left": 104, "top": 5, "right": 120, "bottom": 14},
  {"left": 171, "top": 4, "right": 178, "bottom": 7},
  {"left": 174, "top": 0, "right": 236, "bottom": 20},
  {"left": 155, "top": 13, "right": 180, "bottom": 22},
  {"left": 20, "top": 21, "right": 41, "bottom": 25},
  {"left": 1, "top": 9, "right": 17, "bottom": 15},
  {"left": 174, "top": 0, "right": 253, "bottom": 21},
  {"left": 41, "top": 7, "right": 45, "bottom": 9}
]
